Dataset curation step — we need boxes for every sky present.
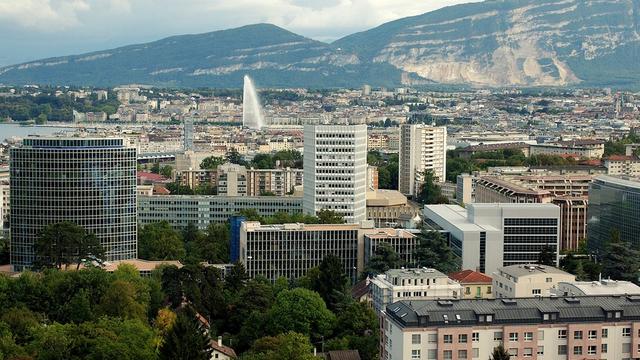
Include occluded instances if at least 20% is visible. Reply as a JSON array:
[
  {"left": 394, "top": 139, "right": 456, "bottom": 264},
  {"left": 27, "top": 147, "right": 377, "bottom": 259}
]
[{"left": 0, "top": 0, "right": 480, "bottom": 66}]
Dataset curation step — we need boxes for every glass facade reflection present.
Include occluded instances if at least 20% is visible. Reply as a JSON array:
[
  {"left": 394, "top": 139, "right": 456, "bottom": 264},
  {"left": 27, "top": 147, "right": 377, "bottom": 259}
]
[
  {"left": 10, "top": 138, "right": 137, "bottom": 270},
  {"left": 587, "top": 176, "right": 640, "bottom": 253}
]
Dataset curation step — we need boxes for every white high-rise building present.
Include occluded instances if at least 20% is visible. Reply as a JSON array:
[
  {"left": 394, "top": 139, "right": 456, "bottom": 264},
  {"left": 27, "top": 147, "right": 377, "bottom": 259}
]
[
  {"left": 303, "top": 124, "right": 367, "bottom": 224},
  {"left": 398, "top": 124, "right": 447, "bottom": 197}
]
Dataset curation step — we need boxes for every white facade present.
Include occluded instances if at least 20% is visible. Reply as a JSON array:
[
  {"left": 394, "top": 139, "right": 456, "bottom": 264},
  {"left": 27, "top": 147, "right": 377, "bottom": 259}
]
[
  {"left": 303, "top": 124, "right": 368, "bottom": 224},
  {"left": 371, "top": 268, "right": 462, "bottom": 312},
  {"left": 0, "top": 181, "right": 8, "bottom": 232},
  {"left": 554, "top": 279, "right": 640, "bottom": 297},
  {"left": 492, "top": 264, "right": 575, "bottom": 298},
  {"left": 423, "top": 204, "right": 561, "bottom": 276},
  {"left": 399, "top": 124, "right": 447, "bottom": 197}
]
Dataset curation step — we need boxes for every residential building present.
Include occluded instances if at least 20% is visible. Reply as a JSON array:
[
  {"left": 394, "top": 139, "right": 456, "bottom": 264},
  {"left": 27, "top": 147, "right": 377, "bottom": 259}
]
[
  {"left": 303, "top": 124, "right": 368, "bottom": 223},
  {"left": 217, "top": 163, "right": 247, "bottom": 196},
  {"left": 10, "top": 138, "right": 137, "bottom": 270},
  {"left": 530, "top": 140, "right": 605, "bottom": 159},
  {"left": 423, "top": 204, "right": 561, "bottom": 275},
  {"left": 137, "top": 195, "right": 303, "bottom": 230},
  {"left": 371, "top": 268, "right": 462, "bottom": 313},
  {"left": 492, "top": 264, "right": 575, "bottom": 298},
  {"left": 554, "top": 279, "right": 640, "bottom": 297},
  {"left": 398, "top": 124, "right": 447, "bottom": 197},
  {"left": 603, "top": 155, "right": 640, "bottom": 177},
  {"left": 381, "top": 295, "right": 640, "bottom": 360},
  {"left": 210, "top": 337, "right": 237, "bottom": 360},
  {"left": 448, "top": 270, "right": 493, "bottom": 299},
  {"left": 455, "top": 174, "right": 475, "bottom": 206},
  {"left": 0, "top": 180, "right": 8, "bottom": 233},
  {"left": 587, "top": 175, "right": 640, "bottom": 252}
]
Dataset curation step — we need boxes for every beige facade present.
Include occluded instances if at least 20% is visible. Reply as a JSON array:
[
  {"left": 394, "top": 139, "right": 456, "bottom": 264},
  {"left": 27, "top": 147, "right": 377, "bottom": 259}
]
[
  {"left": 366, "top": 190, "right": 421, "bottom": 228},
  {"left": 492, "top": 264, "right": 575, "bottom": 298},
  {"left": 530, "top": 140, "right": 605, "bottom": 159},
  {"left": 604, "top": 155, "right": 640, "bottom": 176},
  {"left": 399, "top": 124, "right": 447, "bottom": 197}
]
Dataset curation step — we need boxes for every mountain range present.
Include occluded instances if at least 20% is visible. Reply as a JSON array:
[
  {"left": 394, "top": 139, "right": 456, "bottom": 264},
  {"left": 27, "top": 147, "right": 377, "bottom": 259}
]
[{"left": 1, "top": 0, "right": 639, "bottom": 88}]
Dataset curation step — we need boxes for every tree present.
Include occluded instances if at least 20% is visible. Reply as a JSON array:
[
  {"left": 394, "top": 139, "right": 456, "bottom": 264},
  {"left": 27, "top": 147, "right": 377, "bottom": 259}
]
[
  {"left": 226, "top": 149, "right": 247, "bottom": 166},
  {"left": 417, "top": 170, "right": 449, "bottom": 204},
  {"left": 138, "top": 222, "right": 186, "bottom": 261},
  {"left": 601, "top": 229, "right": 640, "bottom": 283},
  {"left": 490, "top": 343, "right": 511, "bottom": 360},
  {"left": 225, "top": 262, "right": 249, "bottom": 292},
  {"left": 243, "top": 332, "right": 317, "bottom": 360},
  {"left": 159, "top": 310, "right": 212, "bottom": 360},
  {"left": 99, "top": 280, "right": 147, "bottom": 321},
  {"left": 35, "top": 113, "right": 47, "bottom": 124},
  {"left": 35, "top": 221, "right": 104, "bottom": 269},
  {"left": 414, "top": 229, "right": 460, "bottom": 274},
  {"left": 200, "top": 156, "right": 225, "bottom": 170},
  {"left": 315, "top": 255, "right": 349, "bottom": 311},
  {"left": 317, "top": 209, "right": 345, "bottom": 224},
  {"left": 537, "top": 245, "right": 556, "bottom": 266},
  {"left": 160, "top": 165, "right": 173, "bottom": 179},
  {"left": 266, "top": 288, "right": 335, "bottom": 341},
  {"left": 364, "top": 242, "right": 401, "bottom": 276}
]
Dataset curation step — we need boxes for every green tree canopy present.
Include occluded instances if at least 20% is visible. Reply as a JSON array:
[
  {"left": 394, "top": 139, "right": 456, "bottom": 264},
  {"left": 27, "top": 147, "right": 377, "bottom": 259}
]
[
  {"left": 159, "top": 310, "right": 212, "bottom": 360},
  {"left": 200, "top": 156, "right": 225, "bottom": 170},
  {"left": 243, "top": 331, "right": 317, "bottom": 360},
  {"left": 417, "top": 170, "right": 449, "bottom": 205},
  {"left": 35, "top": 221, "right": 105, "bottom": 270},
  {"left": 314, "top": 255, "right": 349, "bottom": 311},
  {"left": 266, "top": 288, "right": 335, "bottom": 341},
  {"left": 138, "top": 221, "right": 186, "bottom": 261},
  {"left": 601, "top": 229, "right": 640, "bottom": 284},
  {"left": 364, "top": 242, "right": 402, "bottom": 276},
  {"left": 414, "top": 229, "right": 460, "bottom": 274}
]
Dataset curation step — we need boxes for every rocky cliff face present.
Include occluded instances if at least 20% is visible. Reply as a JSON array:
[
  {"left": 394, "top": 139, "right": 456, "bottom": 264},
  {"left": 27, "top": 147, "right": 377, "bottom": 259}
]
[
  {"left": 335, "top": 0, "right": 640, "bottom": 87},
  {"left": 2, "top": 0, "right": 640, "bottom": 88}
]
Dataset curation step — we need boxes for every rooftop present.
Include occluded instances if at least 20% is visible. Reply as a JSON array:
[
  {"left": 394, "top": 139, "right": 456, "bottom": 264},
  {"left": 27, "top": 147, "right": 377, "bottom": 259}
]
[
  {"left": 386, "top": 295, "right": 640, "bottom": 328},
  {"left": 449, "top": 269, "right": 492, "bottom": 284},
  {"left": 366, "top": 189, "right": 407, "bottom": 207},
  {"left": 385, "top": 268, "right": 448, "bottom": 280},
  {"left": 559, "top": 280, "right": 640, "bottom": 296},
  {"left": 594, "top": 175, "right": 640, "bottom": 190},
  {"left": 496, "top": 264, "right": 573, "bottom": 278}
]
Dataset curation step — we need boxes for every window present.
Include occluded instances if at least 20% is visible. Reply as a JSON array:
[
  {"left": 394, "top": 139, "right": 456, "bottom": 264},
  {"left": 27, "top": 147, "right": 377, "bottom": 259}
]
[
  {"left": 622, "top": 343, "right": 631, "bottom": 353},
  {"left": 588, "top": 346, "right": 597, "bottom": 355},
  {"left": 524, "top": 332, "right": 533, "bottom": 341},
  {"left": 602, "top": 328, "right": 608, "bottom": 338},
  {"left": 458, "top": 350, "right": 467, "bottom": 359},
  {"left": 546, "top": 277, "right": 552, "bottom": 282},
  {"left": 487, "top": 286, "right": 492, "bottom": 294},
  {"left": 472, "top": 332, "right": 479, "bottom": 342},
  {"left": 523, "top": 348, "right": 533, "bottom": 357},
  {"left": 601, "top": 343, "right": 608, "bottom": 353},
  {"left": 558, "top": 345, "right": 567, "bottom": 355},
  {"left": 588, "top": 330, "right": 597, "bottom": 339},
  {"left": 427, "top": 349, "right": 437, "bottom": 359},
  {"left": 443, "top": 350, "right": 452, "bottom": 360},
  {"left": 428, "top": 334, "right": 437, "bottom": 343},
  {"left": 465, "top": 287, "right": 471, "bottom": 295},
  {"left": 459, "top": 334, "right": 468, "bottom": 343},
  {"left": 472, "top": 348, "right": 479, "bottom": 358},
  {"left": 411, "top": 350, "right": 421, "bottom": 360},
  {"left": 412, "top": 334, "right": 421, "bottom": 345},
  {"left": 494, "top": 331, "right": 503, "bottom": 341},
  {"left": 444, "top": 335, "right": 453, "bottom": 344},
  {"left": 623, "top": 328, "right": 631, "bottom": 337},
  {"left": 509, "top": 332, "right": 518, "bottom": 342},
  {"left": 508, "top": 348, "right": 518, "bottom": 356},
  {"left": 574, "top": 330, "right": 583, "bottom": 340},
  {"left": 558, "top": 329, "right": 567, "bottom": 339},
  {"left": 538, "top": 330, "right": 544, "bottom": 340},
  {"left": 532, "top": 289, "right": 541, "bottom": 295},
  {"left": 573, "top": 346, "right": 582, "bottom": 355},
  {"left": 537, "top": 346, "right": 544, "bottom": 355}
]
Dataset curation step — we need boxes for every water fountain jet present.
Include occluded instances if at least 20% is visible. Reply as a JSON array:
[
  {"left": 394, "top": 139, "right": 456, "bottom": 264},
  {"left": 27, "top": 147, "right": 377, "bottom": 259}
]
[{"left": 242, "top": 75, "right": 265, "bottom": 129}]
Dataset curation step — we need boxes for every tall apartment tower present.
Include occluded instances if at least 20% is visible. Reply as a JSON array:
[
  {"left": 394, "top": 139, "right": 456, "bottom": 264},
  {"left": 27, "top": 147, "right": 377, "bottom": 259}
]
[
  {"left": 303, "top": 124, "right": 367, "bottom": 224},
  {"left": 398, "top": 124, "right": 447, "bottom": 197},
  {"left": 10, "top": 138, "right": 137, "bottom": 270}
]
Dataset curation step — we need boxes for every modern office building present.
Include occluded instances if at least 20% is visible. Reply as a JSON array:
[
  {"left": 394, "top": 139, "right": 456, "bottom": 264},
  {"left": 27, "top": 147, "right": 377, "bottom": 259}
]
[
  {"left": 138, "top": 195, "right": 303, "bottom": 230},
  {"left": 10, "top": 138, "right": 137, "bottom": 270},
  {"left": 473, "top": 174, "right": 591, "bottom": 251},
  {"left": 381, "top": 296, "right": 640, "bottom": 360},
  {"left": 363, "top": 228, "right": 420, "bottom": 269},
  {"left": 398, "top": 124, "right": 447, "bottom": 197},
  {"left": 492, "top": 264, "right": 575, "bottom": 298},
  {"left": 587, "top": 175, "right": 640, "bottom": 252},
  {"left": 303, "top": 124, "right": 368, "bottom": 224},
  {"left": 371, "top": 268, "right": 462, "bottom": 313},
  {"left": 423, "top": 204, "right": 560, "bottom": 275}
]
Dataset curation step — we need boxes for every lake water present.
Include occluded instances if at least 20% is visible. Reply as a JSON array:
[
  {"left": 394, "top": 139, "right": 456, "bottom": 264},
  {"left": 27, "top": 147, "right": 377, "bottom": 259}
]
[{"left": 0, "top": 123, "right": 76, "bottom": 142}]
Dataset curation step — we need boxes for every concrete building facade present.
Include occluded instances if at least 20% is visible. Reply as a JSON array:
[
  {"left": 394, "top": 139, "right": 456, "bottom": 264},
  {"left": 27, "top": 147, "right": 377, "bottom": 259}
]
[
  {"left": 399, "top": 124, "right": 447, "bottom": 197},
  {"left": 303, "top": 124, "right": 368, "bottom": 224},
  {"left": 492, "top": 264, "right": 575, "bottom": 298}
]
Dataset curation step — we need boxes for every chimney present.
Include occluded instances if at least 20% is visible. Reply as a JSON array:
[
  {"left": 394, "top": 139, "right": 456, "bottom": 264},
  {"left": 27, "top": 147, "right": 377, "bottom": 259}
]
[{"left": 218, "top": 336, "right": 222, "bottom": 347}]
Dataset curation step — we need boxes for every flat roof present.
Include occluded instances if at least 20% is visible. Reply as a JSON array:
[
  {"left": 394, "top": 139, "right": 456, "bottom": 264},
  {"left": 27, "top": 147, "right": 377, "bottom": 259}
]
[
  {"left": 497, "top": 264, "right": 573, "bottom": 278},
  {"left": 560, "top": 280, "right": 640, "bottom": 295},
  {"left": 594, "top": 175, "right": 640, "bottom": 190},
  {"left": 424, "top": 204, "right": 486, "bottom": 232}
]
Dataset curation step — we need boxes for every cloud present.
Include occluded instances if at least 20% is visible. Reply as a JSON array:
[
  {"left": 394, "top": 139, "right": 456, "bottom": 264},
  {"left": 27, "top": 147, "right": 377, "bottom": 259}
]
[{"left": 0, "top": 0, "right": 89, "bottom": 31}]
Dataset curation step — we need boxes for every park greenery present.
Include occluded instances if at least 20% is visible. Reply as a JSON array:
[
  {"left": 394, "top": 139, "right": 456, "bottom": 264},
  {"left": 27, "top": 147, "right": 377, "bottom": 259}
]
[
  {"left": 200, "top": 149, "right": 303, "bottom": 170},
  {"left": 603, "top": 131, "right": 640, "bottom": 157},
  {"left": 0, "top": 91, "right": 120, "bottom": 122}
]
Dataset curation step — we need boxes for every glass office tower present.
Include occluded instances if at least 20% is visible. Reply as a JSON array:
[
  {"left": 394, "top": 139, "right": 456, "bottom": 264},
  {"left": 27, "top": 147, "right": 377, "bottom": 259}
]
[
  {"left": 587, "top": 175, "right": 640, "bottom": 253},
  {"left": 10, "top": 138, "right": 137, "bottom": 270}
]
